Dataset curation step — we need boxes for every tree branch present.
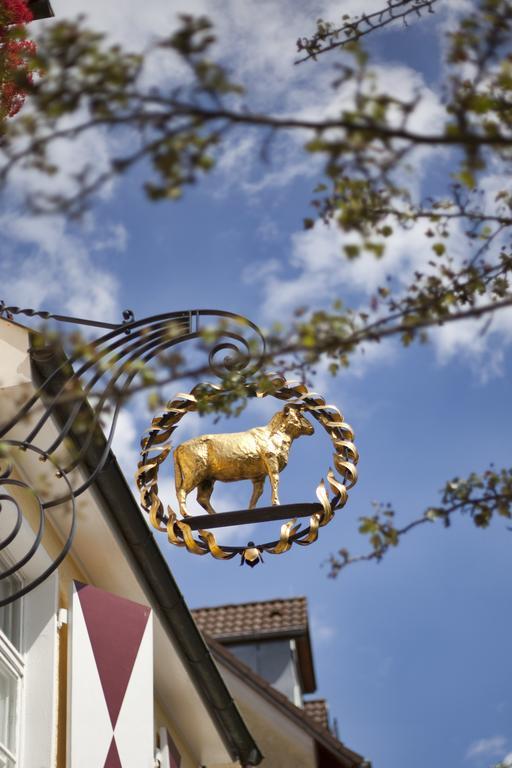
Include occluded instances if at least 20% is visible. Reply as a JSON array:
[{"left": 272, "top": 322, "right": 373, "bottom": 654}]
[{"left": 296, "top": 0, "right": 440, "bottom": 64}]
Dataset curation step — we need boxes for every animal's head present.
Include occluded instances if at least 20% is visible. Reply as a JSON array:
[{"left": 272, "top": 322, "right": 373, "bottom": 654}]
[{"left": 281, "top": 405, "right": 314, "bottom": 438}]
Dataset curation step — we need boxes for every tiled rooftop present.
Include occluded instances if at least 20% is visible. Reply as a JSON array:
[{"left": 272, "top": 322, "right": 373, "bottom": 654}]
[
  {"left": 304, "top": 699, "right": 330, "bottom": 731},
  {"left": 192, "top": 596, "right": 308, "bottom": 641}
]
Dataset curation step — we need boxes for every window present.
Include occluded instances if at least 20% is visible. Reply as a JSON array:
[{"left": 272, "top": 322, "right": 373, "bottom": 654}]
[
  {"left": 0, "top": 572, "right": 24, "bottom": 768},
  {"left": 0, "top": 574, "right": 22, "bottom": 650},
  {"left": 0, "top": 482, "right": 59, "bottom": 768},
  {"left": 228, "top": 639, "right": 303, "bottom": 705}
]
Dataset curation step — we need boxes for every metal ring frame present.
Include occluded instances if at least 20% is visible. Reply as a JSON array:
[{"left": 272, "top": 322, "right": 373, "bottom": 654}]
[
  {"left": 0, "top": 303, "right": 266, "bottom": 602},
  {"left": 136, "top": 375, "right": 359, "bottom": 566}
]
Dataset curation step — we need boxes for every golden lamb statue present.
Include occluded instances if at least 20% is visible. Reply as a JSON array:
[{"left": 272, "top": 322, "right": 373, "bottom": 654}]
[{"left": 173, "top": 405, "right": 314, "bottom": 516}]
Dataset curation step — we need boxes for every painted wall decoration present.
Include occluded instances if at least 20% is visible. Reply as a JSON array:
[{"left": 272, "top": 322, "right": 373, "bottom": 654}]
[{"left": 67, "top": 581, "right": 153, "bottom": 768}]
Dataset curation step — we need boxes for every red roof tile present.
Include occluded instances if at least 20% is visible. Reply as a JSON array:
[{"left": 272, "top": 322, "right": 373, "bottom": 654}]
[
  {"left": 192, "top": 597, "right": 308, "bottom": 641},
  {"left": 304, "top": 699, "right": 330, "bottom": 731}
]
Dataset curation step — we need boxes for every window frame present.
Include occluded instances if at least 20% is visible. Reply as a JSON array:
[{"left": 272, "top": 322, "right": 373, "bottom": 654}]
[
  {"left": 0, "top": 499, "right": 59, "bottom": 768},
  {"left": 0, "top": 565, "right": 25, "bottom": 768}
]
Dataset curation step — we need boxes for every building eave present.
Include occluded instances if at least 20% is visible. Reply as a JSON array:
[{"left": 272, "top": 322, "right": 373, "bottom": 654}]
[{"left": 192, "top": 596, "right": 317, "bottom": 692}]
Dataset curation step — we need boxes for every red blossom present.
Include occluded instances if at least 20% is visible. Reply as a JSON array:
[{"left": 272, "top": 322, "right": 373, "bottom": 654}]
[
  {"left": 1, "top": 0, "right": 35, "bottom": 119},
  {"left": 1, "top": 0, "right": 33, "bottom": 25}
]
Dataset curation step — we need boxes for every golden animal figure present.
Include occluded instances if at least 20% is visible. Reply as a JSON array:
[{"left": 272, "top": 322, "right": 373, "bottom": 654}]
[{"left": 173, "top": 406, "right": 314, "bottom": 516}]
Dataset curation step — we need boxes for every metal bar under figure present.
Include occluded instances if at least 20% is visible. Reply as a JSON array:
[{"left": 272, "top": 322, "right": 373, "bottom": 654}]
[{"left": 184, "top": 503, "right": 324, "bottom": 531}]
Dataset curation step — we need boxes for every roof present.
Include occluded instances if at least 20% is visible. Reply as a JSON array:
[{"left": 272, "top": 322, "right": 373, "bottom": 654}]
[
  {"left": 207, "top": 637, "right": 368, "bottom": 768},
  {"left": 304, "top": 699, "right": 330, "bottom": 731},
  {"left": 192, "top": 597, "right": 317, "bottom": 693},
  {"left": 27, "top": 0, "right": 54, "bottom": 19},
  {"left": 192, "top": 596, "right": 308, "bottom": 639},
  {"left": 29, "top": 335, "right": 262, "bottom": 767}
]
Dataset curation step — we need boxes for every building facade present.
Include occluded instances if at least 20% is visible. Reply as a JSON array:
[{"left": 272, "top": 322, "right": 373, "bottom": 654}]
[{"left": 193, "top": 599, "right": 365, "bottom": 768}]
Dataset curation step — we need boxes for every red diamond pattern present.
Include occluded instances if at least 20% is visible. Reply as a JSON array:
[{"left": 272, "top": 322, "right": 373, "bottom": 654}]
[
  {"left": 103, "top": 737, "right": 123, "bottom": 768},
  {"left": 76, "top": 582, "right": 151, "bottom": 729}
]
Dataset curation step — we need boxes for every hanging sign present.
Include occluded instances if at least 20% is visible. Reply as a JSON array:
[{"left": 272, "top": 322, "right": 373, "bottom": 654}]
[{"left": 136, "top": 376, "right": 358, "bottom": 566}]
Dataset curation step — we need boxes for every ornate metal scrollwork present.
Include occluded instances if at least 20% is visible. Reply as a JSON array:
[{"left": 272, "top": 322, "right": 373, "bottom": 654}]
[
  {"left": 0, "top": 304, "right": 266, "bottom": 603},
  {"left": 0, "top": 443, "right": 76, "bottom": 607}
]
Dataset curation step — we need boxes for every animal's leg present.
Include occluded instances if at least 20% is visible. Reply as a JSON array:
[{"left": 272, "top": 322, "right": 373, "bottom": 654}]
[
  {"left": 197, "top": 479, "right": 216, "bottom": 514},
  {"left": 177, "top": 487, "right": 189, "bottom": 517},
  {"left": 249, "top": 477, "right": 265, "bottom": 509},
  {"left": 174, "top": 448, "right": 203, "bottom": 517},
  {"left": 174, "top": 451, "right": 190, "bottom": 517},
  {"left": 263, "top": 454, "right": 280, "bottom": 505}
]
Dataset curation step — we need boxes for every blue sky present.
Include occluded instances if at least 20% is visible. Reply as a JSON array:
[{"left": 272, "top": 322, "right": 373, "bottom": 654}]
[{"left": 2, "top": 1, "right": 512, "bottom": 767}]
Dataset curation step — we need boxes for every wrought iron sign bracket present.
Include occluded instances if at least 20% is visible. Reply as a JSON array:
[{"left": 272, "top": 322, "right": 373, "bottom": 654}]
[
  {"left": 0, "top": 301, "right": 359, "bottom": 600},
  {"left": 0, "top": 303, "right": 267, "bottom": 605}
]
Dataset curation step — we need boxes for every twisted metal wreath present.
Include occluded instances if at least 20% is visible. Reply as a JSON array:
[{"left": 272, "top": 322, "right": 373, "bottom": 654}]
[{"left": 136, "top": 376, "right": 359, "bottom": 566}]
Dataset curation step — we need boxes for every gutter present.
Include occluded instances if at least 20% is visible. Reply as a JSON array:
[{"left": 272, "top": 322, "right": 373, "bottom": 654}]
[{"left": 30, "top": 336, "right": 263, "bottom": 767}]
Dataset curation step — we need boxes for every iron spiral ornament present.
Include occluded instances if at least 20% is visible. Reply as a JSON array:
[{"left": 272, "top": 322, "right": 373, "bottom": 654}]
[
  {"left": 0, "top": 442, "right": 76, "bottom": 607},
  {"left": 0, "top": 304, "right": 266, "bottom": 602}
]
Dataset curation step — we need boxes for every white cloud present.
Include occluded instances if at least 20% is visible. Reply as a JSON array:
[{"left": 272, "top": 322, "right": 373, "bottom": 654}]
[
  {"left": 216, "top": 57, "right": 445, "bottom": 198},
  {"left": 434, "top": 304, "right": 512, "bottom": 381},
  {"left": 256, "top": 218, "right": 280, "bottom": 242},
  {"left": 466, "top": 736, "right": 508, "bottom": 761},
  {"left": 4, "top": 107, "right": 116, "bottom": 213},
  {"left": 90, "top": 223, "right": 128, "bottom": 253},
  {"left": 7, "top": 0, "right": 508, "bottom": 383},
  {"left": 0, "top": 214, "right": 121, "bottom": 321},
  {"left": 251, "top": 168, "right": 512, "bottom": 378},
  {"left": 311, "top": 614, "right": 336, "bottom": 644},
  {"left": 255, "top": 215, "right": 440, "bottom": 318},
  {"left": 35, "top": 0, "right": 446, "bottom": 203},
  {"left": 110, "top": 408, "right": 139, "bottom": 477},
  {"left": 27, "top": 0, "right": 448, "bottom": 207}
]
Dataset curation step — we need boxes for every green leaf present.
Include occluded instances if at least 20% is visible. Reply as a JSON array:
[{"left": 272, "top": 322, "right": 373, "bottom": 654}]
[
  {"left": 456, "top": 169, "right": 476, "bottom": 189},
  {"left": 344, "top": 244, "right": 360, "bottom": 259}
]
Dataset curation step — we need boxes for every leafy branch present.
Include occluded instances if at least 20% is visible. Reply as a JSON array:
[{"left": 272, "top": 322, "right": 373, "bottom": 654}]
[
  {"left": 327, "top": 468, "right": 512, "bottom": 577},
  {"left": 1, "top": 4, "right": 512, "bottom": 224},
  {"left": 296, "top": 0, "right": 440, "bottom": 64},
  {"left": 1, "top": 1, "right": 512, "bottom": 569}
]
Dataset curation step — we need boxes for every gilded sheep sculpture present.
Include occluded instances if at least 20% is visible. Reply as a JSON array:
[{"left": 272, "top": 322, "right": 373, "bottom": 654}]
[{"left": 173, "top": 405, "right": 314, "bottom": 516}]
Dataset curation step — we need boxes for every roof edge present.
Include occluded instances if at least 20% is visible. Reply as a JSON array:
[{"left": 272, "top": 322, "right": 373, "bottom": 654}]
[
  {"left": 208, "top": 637, "right": 367, "bottom": 768},
  {"left": 194, "top": 596, "right": 308, "bottom": 611},
  {"left": 207, "top": 626, "right": 309, "bottom": 643}
]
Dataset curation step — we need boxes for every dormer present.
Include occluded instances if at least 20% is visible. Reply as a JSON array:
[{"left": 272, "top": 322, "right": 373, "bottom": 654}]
[{"left": 192, "top": 596, "right": 316, "bottom": 707}]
